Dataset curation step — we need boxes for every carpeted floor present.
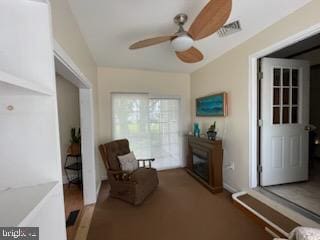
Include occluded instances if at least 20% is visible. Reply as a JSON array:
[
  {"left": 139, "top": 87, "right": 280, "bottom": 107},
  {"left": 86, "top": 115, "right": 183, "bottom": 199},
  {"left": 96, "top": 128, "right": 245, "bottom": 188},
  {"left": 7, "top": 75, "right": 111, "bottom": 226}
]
[{"left": 87, "top": 169, "right": 271, "bottom": 240}]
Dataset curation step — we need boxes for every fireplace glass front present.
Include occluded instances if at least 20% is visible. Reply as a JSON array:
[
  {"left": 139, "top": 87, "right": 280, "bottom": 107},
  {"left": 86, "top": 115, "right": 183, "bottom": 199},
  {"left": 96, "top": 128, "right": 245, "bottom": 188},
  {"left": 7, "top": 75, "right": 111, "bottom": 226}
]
[{"left": 192, "top": 152, "right": 209, "bottom": 182}]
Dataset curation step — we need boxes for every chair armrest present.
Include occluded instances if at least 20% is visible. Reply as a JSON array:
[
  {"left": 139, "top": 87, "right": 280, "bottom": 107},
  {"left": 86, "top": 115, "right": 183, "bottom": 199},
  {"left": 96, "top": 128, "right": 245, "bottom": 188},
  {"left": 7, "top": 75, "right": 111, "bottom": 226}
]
[
  {"left": 108, "top": 170, "right": 134, "bottom": 182},
  {"left": 137, "top": 158, "right": 155, "bottom": 168}
]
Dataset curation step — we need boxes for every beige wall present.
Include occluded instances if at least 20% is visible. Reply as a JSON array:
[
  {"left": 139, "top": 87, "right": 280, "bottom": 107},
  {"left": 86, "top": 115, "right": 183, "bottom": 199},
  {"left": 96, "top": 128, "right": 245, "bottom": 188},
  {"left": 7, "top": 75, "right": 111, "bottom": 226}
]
[
  {"left": 97, "top": 67, "right": 191, "bottom": 178},
  {"left": 50, "top": 0, "right": 101, "bottom": 189},
  {"left": 56, "top": 74, "right": 80, "bottom": 183},
  {"left": 191, "top": 0, "right": 320, "bottom": 191}
]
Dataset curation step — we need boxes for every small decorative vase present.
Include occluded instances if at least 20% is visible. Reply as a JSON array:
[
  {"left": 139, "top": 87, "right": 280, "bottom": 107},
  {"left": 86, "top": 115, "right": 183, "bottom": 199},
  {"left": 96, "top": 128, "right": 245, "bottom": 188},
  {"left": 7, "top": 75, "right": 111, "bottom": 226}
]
[
  {"left": 207, "top": 131, "right": 217, "bottom": 141},
  {"left": 193, "top": 123, "right": 200, "bottom": 137},
  {"left": 207, "top": 122, "right": 217, "bottom": 141}
]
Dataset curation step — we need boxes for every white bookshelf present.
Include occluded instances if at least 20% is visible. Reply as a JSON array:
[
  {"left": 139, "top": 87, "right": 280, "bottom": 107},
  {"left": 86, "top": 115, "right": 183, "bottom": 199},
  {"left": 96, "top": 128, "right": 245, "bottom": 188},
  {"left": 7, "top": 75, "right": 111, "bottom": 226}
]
[
  {"left": 0, "top": 181, "right": 66, "bottom": 240},
  {"left": 0, "top": 1, "right": 66, "bottom": 239},
  {"left": 0, "top": 70, "right": 54, "bottom": 96},
  {"left": 0, "top": 182, "right": 58, "bottom": 226}
]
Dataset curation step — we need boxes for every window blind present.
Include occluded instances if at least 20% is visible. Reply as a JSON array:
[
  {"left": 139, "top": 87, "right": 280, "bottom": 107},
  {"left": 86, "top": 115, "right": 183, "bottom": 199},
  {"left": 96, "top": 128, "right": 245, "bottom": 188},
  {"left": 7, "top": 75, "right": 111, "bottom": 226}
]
[{"left": 112, "top": 93, "right": 182, "bottom": 170}]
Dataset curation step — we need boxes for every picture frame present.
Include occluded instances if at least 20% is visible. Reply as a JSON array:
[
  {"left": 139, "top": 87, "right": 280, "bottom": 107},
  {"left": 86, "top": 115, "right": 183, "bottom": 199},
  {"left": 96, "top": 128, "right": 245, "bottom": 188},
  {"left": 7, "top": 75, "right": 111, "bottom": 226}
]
[{"left": 196, "top": 92, "right": 228, "bottom": 117}]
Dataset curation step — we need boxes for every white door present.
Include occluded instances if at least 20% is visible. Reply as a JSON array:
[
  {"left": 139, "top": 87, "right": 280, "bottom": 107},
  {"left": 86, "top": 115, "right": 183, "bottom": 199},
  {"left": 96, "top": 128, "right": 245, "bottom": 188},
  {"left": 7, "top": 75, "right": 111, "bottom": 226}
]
[{"left": 260, "top": 58, "right": 310, "bottom": 186}]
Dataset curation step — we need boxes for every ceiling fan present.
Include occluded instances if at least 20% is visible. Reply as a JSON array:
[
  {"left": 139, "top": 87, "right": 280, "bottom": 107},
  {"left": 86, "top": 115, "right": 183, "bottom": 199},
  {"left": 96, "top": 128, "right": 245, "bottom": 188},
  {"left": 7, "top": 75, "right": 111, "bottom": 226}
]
[{"left": 129, "top": 0, "right": 232, "bottom": 63}]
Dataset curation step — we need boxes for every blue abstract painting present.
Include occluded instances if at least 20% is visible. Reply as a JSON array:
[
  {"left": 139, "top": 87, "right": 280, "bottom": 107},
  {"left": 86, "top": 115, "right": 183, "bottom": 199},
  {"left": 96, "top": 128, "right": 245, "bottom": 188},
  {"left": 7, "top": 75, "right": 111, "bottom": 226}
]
[{"left": 196, "top": 92, "right": 227, "bottom": 117}]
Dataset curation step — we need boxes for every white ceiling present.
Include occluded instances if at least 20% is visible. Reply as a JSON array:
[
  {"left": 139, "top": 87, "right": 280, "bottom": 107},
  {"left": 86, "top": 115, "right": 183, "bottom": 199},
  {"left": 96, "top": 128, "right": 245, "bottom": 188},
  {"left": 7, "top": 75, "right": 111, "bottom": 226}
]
[{"left": 67, "top": 0, "right": 311, "bottom": 73}]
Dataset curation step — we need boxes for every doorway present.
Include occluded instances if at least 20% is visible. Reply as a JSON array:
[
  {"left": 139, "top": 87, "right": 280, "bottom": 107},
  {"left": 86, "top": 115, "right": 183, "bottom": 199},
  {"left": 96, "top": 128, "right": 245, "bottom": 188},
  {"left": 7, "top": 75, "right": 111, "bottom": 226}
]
[
  {"left": 257, "top": 33, "right": 320, "bottom": 218},
  {"left": 54, "top": 41, "right": 97, "bottom": 239},
  {"left": 56, "top": 72, "right": 83, "bottom": 239}
]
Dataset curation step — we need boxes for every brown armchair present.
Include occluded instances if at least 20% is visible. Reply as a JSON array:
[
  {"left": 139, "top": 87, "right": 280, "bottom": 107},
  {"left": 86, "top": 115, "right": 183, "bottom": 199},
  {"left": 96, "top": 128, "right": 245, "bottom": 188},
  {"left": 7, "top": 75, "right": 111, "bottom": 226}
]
[{"left": 99, "top": 139, "right": 159, "bottom": 205}]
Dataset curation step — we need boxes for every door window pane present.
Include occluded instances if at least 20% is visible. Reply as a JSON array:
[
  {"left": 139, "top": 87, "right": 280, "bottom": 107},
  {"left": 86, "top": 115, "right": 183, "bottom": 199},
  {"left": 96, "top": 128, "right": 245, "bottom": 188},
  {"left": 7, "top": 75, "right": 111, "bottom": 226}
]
[
  {"left": 283, "top": 69, "right": 290, "bottom": 86},
  {"left": 292, "top": 69, "right": 299, "bottom": 86},
  {"left": 282, "top": 107, "right": 290, "bottom": 124},
  {"left": 273, "top": 68, "right": 281, "bottom": 86},
  {"left": 292, "top": 88, "right": 298, "bottom": 105},
  {"left": 273, "top": 107, "right": 280, "bottom": 124},
  {"left": 282, "top": 88, "right": 290, "bottom": 105},
  {"left": 273, "top": 88, "right": 280, "bottom": 105},
  {"left": 292, "top": 107, "right": 298, "bottom": 123}
]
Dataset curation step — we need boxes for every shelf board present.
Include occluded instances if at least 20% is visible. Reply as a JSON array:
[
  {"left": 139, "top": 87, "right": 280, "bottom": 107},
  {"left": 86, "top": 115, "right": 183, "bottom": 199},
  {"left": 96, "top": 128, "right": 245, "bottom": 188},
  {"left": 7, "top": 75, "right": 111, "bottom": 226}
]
[
  {"left": 69, "top": 178, "right": 82, "bottom": 185},
  {"left": 0, "top": 69, "right": 54, "bottom": 96},
  {"left": 65, "top": 162, "right": 82, "bottom": 171},
  {"left": 0, "top": 181, "right": 59, "bottom": 226}
]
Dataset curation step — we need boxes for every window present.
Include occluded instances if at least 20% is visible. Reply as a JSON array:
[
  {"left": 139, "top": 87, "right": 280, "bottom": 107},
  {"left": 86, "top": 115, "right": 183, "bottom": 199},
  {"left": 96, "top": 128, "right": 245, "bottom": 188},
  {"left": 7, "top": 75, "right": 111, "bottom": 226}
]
[
  {"left": 272, "top": 68, "right": 300, "bottom": 124},
  {"left": 112, "top": 93, "right": 182, "bottom": 170}
]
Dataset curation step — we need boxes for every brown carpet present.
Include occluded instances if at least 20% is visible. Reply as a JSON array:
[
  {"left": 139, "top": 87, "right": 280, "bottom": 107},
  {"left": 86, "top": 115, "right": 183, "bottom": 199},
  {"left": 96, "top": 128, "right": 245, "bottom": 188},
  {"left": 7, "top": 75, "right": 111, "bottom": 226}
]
[{"left": 87, "top": 169, "right": 271, "bottom": 240}]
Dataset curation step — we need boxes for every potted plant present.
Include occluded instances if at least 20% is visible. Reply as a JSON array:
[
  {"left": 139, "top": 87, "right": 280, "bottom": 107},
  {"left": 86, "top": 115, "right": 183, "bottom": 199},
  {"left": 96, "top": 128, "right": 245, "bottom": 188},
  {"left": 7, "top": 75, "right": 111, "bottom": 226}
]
[
  {"left": 68, "top": 128, "right": 81, "bottom": 156},
  {"left": 207, "top": 122, "right": 217, "bottom": 141}
]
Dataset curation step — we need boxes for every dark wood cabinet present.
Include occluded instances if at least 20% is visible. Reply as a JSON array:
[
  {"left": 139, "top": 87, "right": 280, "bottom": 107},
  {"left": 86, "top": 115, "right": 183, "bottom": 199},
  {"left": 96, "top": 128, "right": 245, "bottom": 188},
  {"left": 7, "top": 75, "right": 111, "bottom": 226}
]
[{"left": 186, "top": 135, "right": 223, "bottom": 193}]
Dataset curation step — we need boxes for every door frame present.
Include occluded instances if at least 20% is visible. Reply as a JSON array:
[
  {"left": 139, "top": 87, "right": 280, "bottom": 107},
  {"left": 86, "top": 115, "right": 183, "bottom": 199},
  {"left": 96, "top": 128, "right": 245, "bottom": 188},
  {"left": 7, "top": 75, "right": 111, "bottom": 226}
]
[
  {"left": 54, "top": 40, "right": 97, "bottom": 205},
  {"left": 249, "top": 23, "right": 320, "bottom": 189}
]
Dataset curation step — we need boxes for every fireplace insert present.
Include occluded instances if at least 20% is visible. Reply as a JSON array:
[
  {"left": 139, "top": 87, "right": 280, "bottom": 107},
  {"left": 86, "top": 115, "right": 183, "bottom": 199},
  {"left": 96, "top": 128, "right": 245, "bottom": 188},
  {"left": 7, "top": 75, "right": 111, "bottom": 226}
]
[{"left": 192, "top": 152, "right": 209, "bottom": 182}]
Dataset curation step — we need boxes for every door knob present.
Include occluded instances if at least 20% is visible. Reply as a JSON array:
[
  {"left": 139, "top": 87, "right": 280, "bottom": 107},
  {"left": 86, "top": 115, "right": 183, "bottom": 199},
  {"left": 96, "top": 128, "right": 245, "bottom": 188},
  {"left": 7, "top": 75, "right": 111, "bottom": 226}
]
[{"left": 304, "top": 125, "right": 311, "bottom": 131}]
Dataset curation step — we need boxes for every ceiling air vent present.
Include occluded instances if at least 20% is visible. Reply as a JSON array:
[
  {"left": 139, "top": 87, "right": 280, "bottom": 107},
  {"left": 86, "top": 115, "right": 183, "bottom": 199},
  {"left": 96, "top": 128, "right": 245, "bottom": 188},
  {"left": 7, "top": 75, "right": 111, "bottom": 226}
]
[{"left": 217, "top": 20, "right": 241, "bottom": 37}]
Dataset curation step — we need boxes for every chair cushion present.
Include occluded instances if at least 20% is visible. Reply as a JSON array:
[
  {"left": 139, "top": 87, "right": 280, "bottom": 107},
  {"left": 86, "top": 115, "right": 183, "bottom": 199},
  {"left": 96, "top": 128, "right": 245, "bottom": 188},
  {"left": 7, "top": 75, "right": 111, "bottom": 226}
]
[
  {"left": 106, "top": 139, "right": 130, "bottom": 170},
  {"left": 118, "top": 152, "right": 138, "bottom": 172}
]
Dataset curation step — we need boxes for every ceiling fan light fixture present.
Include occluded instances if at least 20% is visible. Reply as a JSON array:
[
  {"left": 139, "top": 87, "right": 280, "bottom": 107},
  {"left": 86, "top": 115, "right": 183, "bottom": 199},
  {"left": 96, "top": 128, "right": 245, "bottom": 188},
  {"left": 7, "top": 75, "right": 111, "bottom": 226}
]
[{"left": 171, "top": 35, "right": 194, "bottom": 52}]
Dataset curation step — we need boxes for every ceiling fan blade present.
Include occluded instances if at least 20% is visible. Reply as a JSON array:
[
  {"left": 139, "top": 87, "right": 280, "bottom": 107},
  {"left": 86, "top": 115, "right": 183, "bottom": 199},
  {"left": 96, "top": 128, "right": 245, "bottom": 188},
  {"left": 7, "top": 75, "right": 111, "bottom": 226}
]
[
  {"left": 176, "top": 47, "right": 204, "bottom": 63},
  {"left": 129, "top": 36, "right": 174, "bottom": 49},
  {"left": 188, "top": 0, "right": 232, "bottom": 41}
]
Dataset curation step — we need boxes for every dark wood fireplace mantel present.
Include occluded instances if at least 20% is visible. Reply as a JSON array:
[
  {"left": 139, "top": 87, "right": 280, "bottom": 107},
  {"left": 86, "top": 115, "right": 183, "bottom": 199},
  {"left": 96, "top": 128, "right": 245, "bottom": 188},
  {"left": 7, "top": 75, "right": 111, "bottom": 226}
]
[{"left": 186, "top": 135, "right": 223, "bottom": 193}]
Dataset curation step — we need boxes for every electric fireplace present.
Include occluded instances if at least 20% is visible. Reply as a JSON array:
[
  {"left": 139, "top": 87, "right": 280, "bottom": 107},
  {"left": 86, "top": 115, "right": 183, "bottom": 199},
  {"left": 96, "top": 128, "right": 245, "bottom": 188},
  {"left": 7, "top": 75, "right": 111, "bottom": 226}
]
[{"left": 186, "top": 135, "right": 223, "bottom": 193}]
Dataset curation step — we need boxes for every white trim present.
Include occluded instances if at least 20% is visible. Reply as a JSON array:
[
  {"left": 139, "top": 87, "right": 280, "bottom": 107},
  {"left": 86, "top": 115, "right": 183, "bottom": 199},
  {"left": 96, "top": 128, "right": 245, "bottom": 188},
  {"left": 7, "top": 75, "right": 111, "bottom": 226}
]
[
  {"left": 223, "top": 183, "right": 238, "bottom": 193},
  {"left": 248, "top": 23, "right": 320, "bottom": 188},
  {"left": 79, "top": 89, "right": 97, "bottom": 205},
  {"left": 248, "top": 55, "right": 259, "bottom": 188},
  {"left": 96, "top": 181, "right": 102, "bottom": 198},
  {"left": 232, "top": 192, "right": 289, "bottom": 237},
  {"left": 53, "top": 41, "right": 91, "bottom": 89},
  {"left": 53, "top": 41, "right": 97, "bottom": 205},
  {"left": 100, "top": 175, "right": 108, "bottom": 181}
]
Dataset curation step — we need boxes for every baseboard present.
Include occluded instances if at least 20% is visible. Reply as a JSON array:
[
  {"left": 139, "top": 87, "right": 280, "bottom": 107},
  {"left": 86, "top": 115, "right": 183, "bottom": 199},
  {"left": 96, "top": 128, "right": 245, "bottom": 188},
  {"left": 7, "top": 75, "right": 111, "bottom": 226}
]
[
  {"left": 100, "top": 175, "right": 107, "bottom": 181},
  {"left": 62, "top": 175, "right": 68, "bottom": 184},
  {"left": 223, "top": 183, "right": 238, "bottom": 193},
  {"left": 62, "top": 174, "right": 78, "bottom": 184},
  {"left": 96, "top": 181, "right": 102, "bottom": 198},
  {"left": 156, "top": 165, "right": 186, "bottom": 171}
]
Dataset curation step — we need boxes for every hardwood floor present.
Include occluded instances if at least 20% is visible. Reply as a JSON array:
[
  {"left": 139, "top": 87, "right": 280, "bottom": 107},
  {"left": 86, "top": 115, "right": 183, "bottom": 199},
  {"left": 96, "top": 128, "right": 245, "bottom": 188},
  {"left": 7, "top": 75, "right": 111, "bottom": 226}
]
[
  {"left": 63, "top": 184, "right": 84, "bottom": 240},
  {"left": 74, "top": 204, "right": 96, "bottom": 240}
]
